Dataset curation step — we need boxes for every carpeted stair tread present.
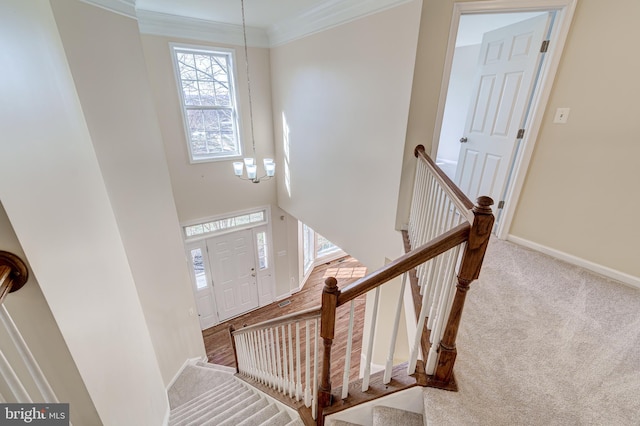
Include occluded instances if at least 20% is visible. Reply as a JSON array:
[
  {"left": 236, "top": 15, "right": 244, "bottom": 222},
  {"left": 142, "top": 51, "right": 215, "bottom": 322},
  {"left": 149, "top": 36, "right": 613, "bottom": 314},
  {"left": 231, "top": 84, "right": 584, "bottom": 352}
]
[
  {"left": 169, "top": 383, "right": 247, "bottom": 424},
  {"left": 212, "top": 397, "right": 270, "bottom": 426},
  {"left": 168, "top": 365, "right": 234, "bottom": 408},
  {"left": 235, "top": 403, "right": 280, "bottom": 426},
  {"left": 327, "top": 420, "right": 363, "bottom": 426},
  {"left": 284, "top": 418, "right": 305, "bottom": 426},
  {"left": 170, "top": 380, "right": 243, "bottom": 418},
  {"left": 183, "top": 390, "right": 258, "bottom": 426},
  {"left": 172, "top": 389, "right": 255, "bottom": 426},
  {"left": 261, "top": 410, "right": 294, "bottom": 426},
  {"left": 372, "top": 406, "right": 423, "bottom": 426},
  {"left": 189, "top": 392, "right": 263, "bottom": 426}
]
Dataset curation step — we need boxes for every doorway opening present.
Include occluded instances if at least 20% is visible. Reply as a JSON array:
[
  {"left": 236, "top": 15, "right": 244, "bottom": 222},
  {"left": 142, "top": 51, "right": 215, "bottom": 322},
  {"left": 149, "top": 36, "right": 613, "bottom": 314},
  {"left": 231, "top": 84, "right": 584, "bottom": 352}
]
[{"left": 431, "top": 0, "right": 578, "bottom": 238}]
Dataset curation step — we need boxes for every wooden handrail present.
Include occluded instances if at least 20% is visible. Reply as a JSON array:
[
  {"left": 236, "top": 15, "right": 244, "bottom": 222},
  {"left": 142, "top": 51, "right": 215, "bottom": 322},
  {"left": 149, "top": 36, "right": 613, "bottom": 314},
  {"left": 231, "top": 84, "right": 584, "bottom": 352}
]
[
  {"left": 414, "top": 145, "right": 474, "bottom": 221},
  {"left": 0, "top": 251, "right": 28, "bottom": 304},
  {"left": 337, "top": 223, "right": 470, "bottom": 306},
  {"left": 231, "top": 306, "right": 322, "bottom": 335}
]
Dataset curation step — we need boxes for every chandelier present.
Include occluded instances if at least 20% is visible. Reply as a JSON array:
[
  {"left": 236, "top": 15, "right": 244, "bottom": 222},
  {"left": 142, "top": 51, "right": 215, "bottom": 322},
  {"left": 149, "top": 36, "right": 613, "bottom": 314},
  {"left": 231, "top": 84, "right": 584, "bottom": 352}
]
[{"left": 233, "top": 0, "right": 275, "bottom": 183}]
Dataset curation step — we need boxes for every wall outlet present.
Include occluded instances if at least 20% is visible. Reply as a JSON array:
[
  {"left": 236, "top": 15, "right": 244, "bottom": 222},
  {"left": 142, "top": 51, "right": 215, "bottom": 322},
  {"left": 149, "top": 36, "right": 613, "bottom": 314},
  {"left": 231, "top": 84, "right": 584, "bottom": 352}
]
[{"left": 554, "top": 107, "right": 570, "bottom": 124}]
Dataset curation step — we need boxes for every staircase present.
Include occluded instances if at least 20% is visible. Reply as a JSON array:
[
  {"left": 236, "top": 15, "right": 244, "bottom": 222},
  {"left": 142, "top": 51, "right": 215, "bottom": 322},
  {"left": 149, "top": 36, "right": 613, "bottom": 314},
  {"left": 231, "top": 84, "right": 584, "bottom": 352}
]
[
  {"left": 328, "top": 406, "right": 423, "bottom": 426},
  {"left": 168, "top": 362, "right": 303, "bottom": 426}
]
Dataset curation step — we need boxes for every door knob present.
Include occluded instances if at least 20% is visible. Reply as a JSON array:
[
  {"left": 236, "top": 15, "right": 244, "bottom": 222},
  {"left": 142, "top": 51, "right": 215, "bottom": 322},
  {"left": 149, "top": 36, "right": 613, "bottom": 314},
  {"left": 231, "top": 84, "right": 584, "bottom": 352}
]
[
  {"left": 251, "top": 273, "right": 256, "bottom": 277},
  {"left": 460, "top": 137, "right": 468, "bottom": 143}
]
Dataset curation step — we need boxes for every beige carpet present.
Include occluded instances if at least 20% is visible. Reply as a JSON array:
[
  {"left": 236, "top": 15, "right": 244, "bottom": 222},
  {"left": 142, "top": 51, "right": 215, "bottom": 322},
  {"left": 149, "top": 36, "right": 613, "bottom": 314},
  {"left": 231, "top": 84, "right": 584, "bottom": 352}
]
[{"left": 424, "top": 238, "right": 640, "bottom": 425}]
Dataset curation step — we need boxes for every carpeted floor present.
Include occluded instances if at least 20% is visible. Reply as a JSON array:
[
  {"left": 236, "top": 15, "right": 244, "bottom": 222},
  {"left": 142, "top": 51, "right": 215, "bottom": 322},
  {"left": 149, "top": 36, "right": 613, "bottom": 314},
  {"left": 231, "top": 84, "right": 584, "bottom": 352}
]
[{"left": 424, "top": 237, "right": 640, "bottom": 425}]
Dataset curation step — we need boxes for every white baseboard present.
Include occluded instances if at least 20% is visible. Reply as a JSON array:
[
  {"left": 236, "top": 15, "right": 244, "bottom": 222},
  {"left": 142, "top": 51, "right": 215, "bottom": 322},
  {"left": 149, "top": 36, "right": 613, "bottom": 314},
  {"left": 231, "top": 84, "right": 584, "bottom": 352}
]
[
  {"left": 166, "top": 356, "right": 204, "bottom": 392},
  {"left": 506, "top": 235, "right": 640, "bottom": 290}
]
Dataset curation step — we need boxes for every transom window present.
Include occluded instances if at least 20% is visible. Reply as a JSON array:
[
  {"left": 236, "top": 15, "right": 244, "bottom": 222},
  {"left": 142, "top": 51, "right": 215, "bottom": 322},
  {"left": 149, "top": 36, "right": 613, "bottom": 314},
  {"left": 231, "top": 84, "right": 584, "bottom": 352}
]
[
  {"left": 184, "top": 210, "right": 266, "bottom": 239},
  {"left": 171, "top": 45, "right": 241, "bottom": 162}
]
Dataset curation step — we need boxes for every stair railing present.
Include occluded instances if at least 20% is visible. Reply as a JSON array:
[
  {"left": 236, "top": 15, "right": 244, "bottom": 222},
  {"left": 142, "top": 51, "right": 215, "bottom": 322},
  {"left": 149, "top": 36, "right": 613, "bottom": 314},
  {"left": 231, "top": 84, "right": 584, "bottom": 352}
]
[
  {"left": 316, "top": 145, "right": 493, "bottom": 423},
  {"left": 230, "top": 145, "right": 493, "bottom": 425},
  {"left": 231, "top": 306, "right": 323, "bottom": 420}
]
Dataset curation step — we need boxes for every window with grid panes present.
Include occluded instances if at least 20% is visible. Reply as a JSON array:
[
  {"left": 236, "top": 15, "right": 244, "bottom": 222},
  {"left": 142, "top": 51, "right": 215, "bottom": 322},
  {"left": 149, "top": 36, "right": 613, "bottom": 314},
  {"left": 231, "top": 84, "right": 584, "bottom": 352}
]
[{"left": 172, "top": 45, "right": 241, "bottom": 162}]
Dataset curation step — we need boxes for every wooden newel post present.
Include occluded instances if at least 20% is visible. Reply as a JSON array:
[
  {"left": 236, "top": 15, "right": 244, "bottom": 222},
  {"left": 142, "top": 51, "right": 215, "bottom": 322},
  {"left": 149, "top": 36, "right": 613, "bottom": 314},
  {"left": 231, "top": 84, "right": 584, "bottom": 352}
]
[
  {"left": 0, "top": 251, "right": 29, "bottom": 303},
  {"left": 432, "top": 196, "right": 494, "bottom": 386},
  {"left": 317, "top": 276, "right": 339, "bottom": 425}
]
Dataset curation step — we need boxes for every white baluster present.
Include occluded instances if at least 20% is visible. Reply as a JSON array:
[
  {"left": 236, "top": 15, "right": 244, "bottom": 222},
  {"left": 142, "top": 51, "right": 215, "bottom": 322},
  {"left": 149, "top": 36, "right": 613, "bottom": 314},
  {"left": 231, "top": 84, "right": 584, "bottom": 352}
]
[
  {"left": 305, "top": 319, "right": 311, "bottom": 407},
  {"left": 288, "top": 323, "right": 294, "bottom": 397},
  {"left": 0, "top": 306, "right": 58, "bottom": 402},
  {"left": 269, "top": 328, "right": 278, "bottom": 388},
  {"left": 384, "top": 272, "right": 407, "bottom": 384},
  {"left": 362, "top": 287, "right": 380, "bottom": 392},
  {"left": 0, "top": 349, "right": 31, "bottom": 402},
  {"left": 281, "top": 325, "right": 289, "bottom": 394},
  {"left": 312, "top": 318, "right": 319, "bottom": 420},
  {"left": 275, "top": 326, "right": 283, "bottom": 391},
  {"left": 296, "top": 321, "right": 302, "bottom": 401},
  {"left": 341, "top": 300, "right": 355, "bottom": 399}
]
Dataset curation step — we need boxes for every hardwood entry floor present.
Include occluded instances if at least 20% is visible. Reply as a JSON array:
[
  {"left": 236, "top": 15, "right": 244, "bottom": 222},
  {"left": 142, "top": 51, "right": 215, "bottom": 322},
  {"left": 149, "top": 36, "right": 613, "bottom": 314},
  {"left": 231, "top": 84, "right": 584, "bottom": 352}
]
[{"left": 202, "top": 256, "right": 367, "bottom": 386}]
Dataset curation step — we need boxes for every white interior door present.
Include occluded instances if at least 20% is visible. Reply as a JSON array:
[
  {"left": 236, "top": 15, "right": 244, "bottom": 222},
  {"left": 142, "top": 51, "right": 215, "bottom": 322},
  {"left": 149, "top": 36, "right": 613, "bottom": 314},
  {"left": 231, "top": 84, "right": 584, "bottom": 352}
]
[
  {"left": 207, "top": 229, "right": 259, "bottom": 321},
  {"left": 455, "top": 14, "right": 550, "bottom": 209},
  {"left": 186, "top": 243, "right": 217, "bottom": 330}
]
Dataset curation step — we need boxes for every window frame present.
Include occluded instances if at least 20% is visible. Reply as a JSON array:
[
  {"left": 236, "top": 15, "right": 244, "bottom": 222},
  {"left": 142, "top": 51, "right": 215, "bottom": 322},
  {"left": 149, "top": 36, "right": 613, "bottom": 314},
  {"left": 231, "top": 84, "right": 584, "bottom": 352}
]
[
  {"left": 170, "top": 43, "right": 243, "bottom": 164},
  {"left": 182, "top": 207, "right": 269, "bottom": 243}
]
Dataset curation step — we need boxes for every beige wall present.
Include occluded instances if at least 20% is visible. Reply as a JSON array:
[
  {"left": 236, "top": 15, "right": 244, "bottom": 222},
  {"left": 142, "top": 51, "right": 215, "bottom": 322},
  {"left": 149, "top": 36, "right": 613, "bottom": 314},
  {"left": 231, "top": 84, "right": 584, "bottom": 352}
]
[
  {"left": 403, "top": 0, "right": 640, "bottom": 279},
  {"left": 0, "top": 204, "right": 101, "bottom": 425},
  {"left": 270, "top": 0, "right": 423, "bottom": 270},
  {"left": 140, "top": 33, "right": 299, "bottom": 297},
  {"left": 0, "top": 1, "right": 167, "bottom": 423},
  {"left": 51, "top": 0, "right": 206, "bottom": 385},
  {"left": 140, "top": 34, "right": 277, "bottom": 222}
]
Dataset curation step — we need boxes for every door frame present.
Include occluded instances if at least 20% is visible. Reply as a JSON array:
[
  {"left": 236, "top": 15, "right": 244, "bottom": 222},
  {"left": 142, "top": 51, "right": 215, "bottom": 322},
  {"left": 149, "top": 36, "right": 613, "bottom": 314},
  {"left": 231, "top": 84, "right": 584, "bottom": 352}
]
[
  {"left": 183, "top": 206, "right": 276, "bottom": 327},
  {"left": 430, "top": 0, "right": 578, "bottom": 239}
]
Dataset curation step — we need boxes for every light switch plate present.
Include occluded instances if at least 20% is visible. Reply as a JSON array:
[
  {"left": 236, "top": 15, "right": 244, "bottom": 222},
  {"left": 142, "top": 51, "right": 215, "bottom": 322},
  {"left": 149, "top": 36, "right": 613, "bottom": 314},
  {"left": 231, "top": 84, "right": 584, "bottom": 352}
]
[{"left": 554, "top": 107, "right": 570, "bottom": 124}]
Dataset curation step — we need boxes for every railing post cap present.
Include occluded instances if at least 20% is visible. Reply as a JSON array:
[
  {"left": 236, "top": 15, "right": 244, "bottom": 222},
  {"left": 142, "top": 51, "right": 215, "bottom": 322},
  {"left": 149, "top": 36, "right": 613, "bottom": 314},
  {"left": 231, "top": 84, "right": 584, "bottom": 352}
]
[
  {"left": 414, "top": 145, "right": 426, "bottom": 158},
  {"left": 473, "top": 196, "right": 494, "bottom": 214},
  {"left": 323, "top": 277, "right": 339, "bottom": 294}
]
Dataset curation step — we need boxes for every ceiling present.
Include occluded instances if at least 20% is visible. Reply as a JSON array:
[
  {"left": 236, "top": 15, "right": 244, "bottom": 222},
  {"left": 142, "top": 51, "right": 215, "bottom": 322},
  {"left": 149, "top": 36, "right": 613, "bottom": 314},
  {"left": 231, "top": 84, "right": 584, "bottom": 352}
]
[{"left": 134, "top": 0, "right": 328, "bottom": 29}]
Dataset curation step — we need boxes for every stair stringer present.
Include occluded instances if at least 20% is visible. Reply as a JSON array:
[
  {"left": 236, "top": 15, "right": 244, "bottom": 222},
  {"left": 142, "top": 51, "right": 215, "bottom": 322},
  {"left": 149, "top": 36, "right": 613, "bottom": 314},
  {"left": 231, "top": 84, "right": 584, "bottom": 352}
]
[{"left": 324, "top": 387, "right": 424, "bottom": 426}]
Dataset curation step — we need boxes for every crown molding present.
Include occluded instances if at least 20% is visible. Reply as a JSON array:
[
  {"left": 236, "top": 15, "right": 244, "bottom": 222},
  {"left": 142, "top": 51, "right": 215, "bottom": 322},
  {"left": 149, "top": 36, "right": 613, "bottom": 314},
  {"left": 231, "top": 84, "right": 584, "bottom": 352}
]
[
  {"left": 80, "top": 0, "right": 413, "bottom": 48},
  {"left": 267, "top": 0, "right": 414, "bottom": 46},
  {"left": 79, "top": 0, "right": 136, "bottom": 19},
  {"left": 136, "top": 9, "right": 269, "bottom": 48}
]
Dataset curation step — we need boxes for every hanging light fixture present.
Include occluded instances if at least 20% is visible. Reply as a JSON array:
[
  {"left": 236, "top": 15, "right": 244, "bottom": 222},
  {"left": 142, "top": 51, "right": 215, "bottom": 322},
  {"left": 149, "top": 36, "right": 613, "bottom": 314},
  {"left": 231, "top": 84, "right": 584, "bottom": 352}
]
[{"left": 233, "top": 0, "right": 275, "bottom": 183}]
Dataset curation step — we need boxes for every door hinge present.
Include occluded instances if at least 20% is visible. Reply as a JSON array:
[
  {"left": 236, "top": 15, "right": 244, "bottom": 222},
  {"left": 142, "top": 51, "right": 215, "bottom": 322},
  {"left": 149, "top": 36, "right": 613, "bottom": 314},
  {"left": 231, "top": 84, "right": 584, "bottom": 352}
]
[
  {"left": 517, "top": 128, "right": 525, "bottom": 139},
  {"left": 540, "top": 40, "right": 550, "bottom": 53},
  {"left": 497, "top": 200, "right": 505, "bottom": 209}
]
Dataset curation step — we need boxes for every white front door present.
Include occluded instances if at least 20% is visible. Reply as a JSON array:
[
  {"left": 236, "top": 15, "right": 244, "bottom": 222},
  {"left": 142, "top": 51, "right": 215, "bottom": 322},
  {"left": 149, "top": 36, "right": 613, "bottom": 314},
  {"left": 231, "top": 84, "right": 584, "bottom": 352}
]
[
  {"left": 455, "top": 14, "right": 551, "bottom": 210},
  {"left": 207, "top": 229, "right": 259, "bottom": 321},
  {"left": 186, "top": 243, "right": 218, "bottom": 330}
]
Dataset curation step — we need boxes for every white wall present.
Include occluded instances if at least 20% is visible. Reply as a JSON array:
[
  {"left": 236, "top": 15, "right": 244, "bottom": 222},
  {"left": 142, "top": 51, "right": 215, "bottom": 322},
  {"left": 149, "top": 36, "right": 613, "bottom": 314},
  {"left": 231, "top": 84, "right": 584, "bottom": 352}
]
[
  {"left": 140, "top": 34, "right": 277, "bottom": 222},
  {"left": 436, "top": 44, "right": 480, "bottom": 164},
  {"left": 0, "top": 204, "right": 101, "bottom": 425},
  {"left": 0, "top": 1, "right": 167, "bottom": 424},
  {"left": 270, "top": 0, "right": 423, "bottom": 270},
  {"left": 50, "top": 0, "right": 206, "bottom": 386},
  {"left": 140, "top": 33, "right": 301, "bottom": 298}
]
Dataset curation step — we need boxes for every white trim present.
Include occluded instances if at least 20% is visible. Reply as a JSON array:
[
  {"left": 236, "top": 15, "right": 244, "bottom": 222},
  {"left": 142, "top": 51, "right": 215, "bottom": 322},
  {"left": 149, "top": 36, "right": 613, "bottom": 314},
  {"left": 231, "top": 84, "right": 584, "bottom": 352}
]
[
  {"left": 267, "top": 0, "right": 414, "bottom": 46},
  {"left": 182, "top": 206, "right": 270, "bottom": 243},
  {"left": 80, "top": 0, "right": 136, "bottom": 19},
  {"left": 169, "top": 43, "right": 243, "bottom": 164},
  {"left": 165, "top": 357, "right": 205, "bottom": 392},
  {"left": 429, "top": 0, "right": 579, "bottom": 238},
  {"left": 507, "top": 235, "right": 640, "bottom": 290},
  {"left": 137, "top": 10, "right": 269, "bottom": 48},
  {"left": 324, "top": 384, "right": 424, "bottom": 425}
]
